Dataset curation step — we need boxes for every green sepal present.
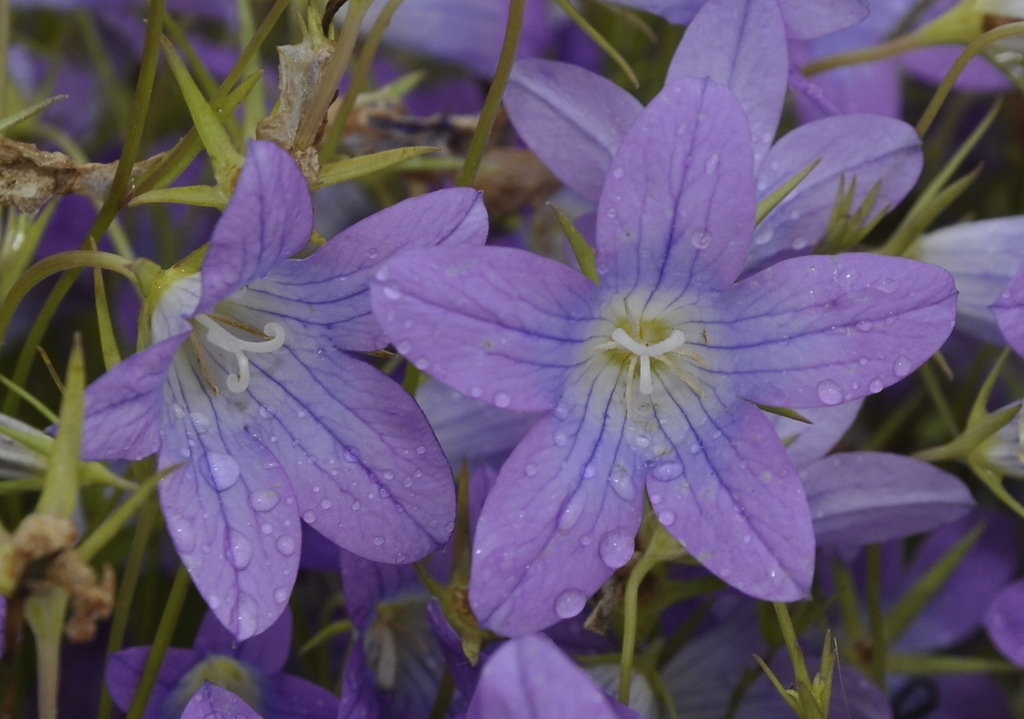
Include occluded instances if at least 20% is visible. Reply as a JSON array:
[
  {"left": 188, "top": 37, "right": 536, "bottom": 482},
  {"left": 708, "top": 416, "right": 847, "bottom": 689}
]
[
  {"left": 315, "top": 146, "right": 439, "bottom": 188},
  {"left": 886, "top": 652, "right": 1019, "bottom": 675},
  {"left": 36, "top": 337, "right": 85, "bottom": 518},
  {"left": 129, "top": 184, "right": 229, "bottom": 209},
  {"left": 755, "top": 159, "right": 821, "bottom": 226},
  {"left": 161, "top": 37, "right": 243, "bottom": 187},
  {"left": 756, "top": 404, "right": 812, "bottom": 424},
  {"left": 0, "top": 94, "right": 68, "bottom": 135},
  {"left": 816, "top": 174, "right": 887, "bottom": 254},
  {"left": 550, "top": 203, "right": 600, "bottom": 284}
]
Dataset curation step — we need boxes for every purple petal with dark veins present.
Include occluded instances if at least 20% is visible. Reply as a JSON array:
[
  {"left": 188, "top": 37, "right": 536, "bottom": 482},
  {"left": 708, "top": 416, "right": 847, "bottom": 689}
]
[
  {"left": 371, "top": 245, "right": 597, "bottom": 411},
  {"left": 704, "top": 253, "right": 957, "bottom": 408},
  {"left": 646, "top": 395, "right": 814, "bottom": 601},
  {"left": 667, "top": 0, "right": 787, "bottom": 169},
  {"left": 159, "top": 350, "right": 302, "bottom": 640},
  {"left": 339, "top": 549, "right": 418, "bottom": 628},
  {"left": 596, "top": 77, "right": 755, "bottom": 296},
  {"left": 80, "top": 334, "right": 186, "bottom": 461},
  {"left": 750, "top": 115, "right": 922, "bottom": 269},
  {"left": 105, "top": 646, "right": 201, "bottom": 719},
  {"left": 198, "top": 140, "right": 313, "bottom": 314},
  {"left": 804, "top": 452, "right": 974, "bottom": 547},
  {"left": 765, "top": 400, "right": 862, "bottom": 468},
  {"left": 466, "top": 634, "right": 641, "bottom": 719},
  {"left": 182, "top": 683, "right": 263, "bottom": 719},
  {"left": 248, "top": 189, "right": 488, "bottom": 352},
  {"left": 992, "top": 264, "right": 1024, "bottom": 356},
  {"left": 505, "top": 59, "right": 642, "bottom": 204},
  {"left": 193, "top": 608, "right": 293, "bottom": 672},
  {"left": 469, "top": 363, "right": 645, "bottom": 635}
]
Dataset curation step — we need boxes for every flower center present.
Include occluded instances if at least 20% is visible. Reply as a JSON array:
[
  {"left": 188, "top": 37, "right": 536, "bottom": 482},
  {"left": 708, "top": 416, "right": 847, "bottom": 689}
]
[
  {"left": 193, "top": 314, "right": 285, "bottom": 393},
  {"left": 610, "top": 327, "right": 687, "bottom": 394}
]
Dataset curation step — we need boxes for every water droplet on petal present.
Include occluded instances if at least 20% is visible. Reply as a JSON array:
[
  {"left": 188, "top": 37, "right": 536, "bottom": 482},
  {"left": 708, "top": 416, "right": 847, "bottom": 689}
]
[
  {"left": 273, "top": 587, "right": 290, "bottom": 604},
  {"left": 704, "top": 152, "right": 719, "bottom": 175},
  {"left": 259, "top": 406, "right": 273, "bottom": 419},
  {"left": 190, "top": 412, "right": 211, "bottom": 434},
  {"left": 582, "top": 463, "right": 596, "bottom": 479},
  {"left": 688, "top": 441, "right": 702, "bottom": 455},
  {"left": 893, "top": 355, "right": 912, "bottom": 377},
  {"left": 372, "top": 536, "right": 385, "bottom": 546},
  {"left": 249, "top": 489, "right": 280, "bottom": 512},
  {"left": 236, "top": 593, "right": 258, "bottom": 638},
  {"left": 206, "top": 452, "right": 240, "bottom": 491},
  {"left": 558, "top": 494, "right": 586, "bottom": 530},
  {"left": 658, "top": 510, "right": 677, "bottom": 526},
  {"left": 612, "top": 166, "right": 624, "bottom": 179},
  {"left": 608, "top": 465, "right": 636, "bottom": 500},
  {"left": 415, "top": 445, "right": 426, "bottom": 455},
  {"left": 172, "top": 404, "right": 186, "bottom": 420},
  {"left": 302, "top": 510, "right": 317, "bottom": 523},
  {"left": 494, "top": 391, "right": 511, "bottom": 408},
  {"left": 554, "top": 589, "right": 587, "bottom": 619},
  {"left": 876, "top": 278, "right": 899, "bottom": 294},
  {"left": 553, "top": 431, "right": 568, "bottom": 447},
  {"left": 173, "top": 523, "right": 196, "bottom": 553},
  {"left": 855, "top": 320, "right": 872, "bottom": 332},
  {"left": 276, "top": 534, "right": 296, "bottom": 556},
  {"left": 869, "top": 377, "right": 884, "bottom": 394},
  {"left": 228, "top": 531, "right": 252, "bottom": 570},
  {"left": 395, "top": 341, "right": 412, "bottom": 354},
  {"left": 554, "top": 402, "right": 569, "bottom": 419},
  {"left": 524, "top": 463, "right": 538, "bottom": 477},
  {"left": 599, "top": 530, "right": 635, "bottom": 569},
  {"left": 651, "top": 462, "right": 684, "bottom": 482},
  {"left": 469, "top": 386, "right": 483, "bottom": 398},
  {"left": 689, "top": 229, "right": 711, "bottom": 249},
  {"left": 816, "top": 379, "right": 843, "bottom": 406}
]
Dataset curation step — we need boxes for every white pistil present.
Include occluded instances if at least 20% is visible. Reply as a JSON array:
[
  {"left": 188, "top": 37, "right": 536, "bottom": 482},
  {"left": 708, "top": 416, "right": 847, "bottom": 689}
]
[
  {"left": 611, "top": 327, "right": 687, "bottom": 394},
  {"left": 195, "top": 315, "right": 286, "bottom": 393}
]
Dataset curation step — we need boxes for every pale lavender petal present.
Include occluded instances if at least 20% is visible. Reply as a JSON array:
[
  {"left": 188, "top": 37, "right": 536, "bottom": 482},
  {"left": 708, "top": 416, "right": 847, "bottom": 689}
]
[
  {"left": 804, "top": 452, "right": 975, "bottom": 547},
  {"left": 750, "top": 115, "right": 922, "bottom": 268},
  {"left": 80, "top": 334, "right": 186, "bottom": 461},
  {"left": 604, "top": 0, "right": 704, "bottom": 24},
  {"left": 198, "top": 140, "right": 313, "bottom": 314},
  {"left": 706, "top": 253, "right": 957, "bottom": 408},
  {"left": 792, "top": 60, "right": 902, "bottom": 121},
  {"left": 505, "top": 59, "right": 642, "bottom": 203},
  {"left": 766, "top": 400, "right": 862, "bottom": 468},
  {"left": 596, "top": 78, "right": 755, "bottom": 295},
  {"left": 985, "top": 578, "right": 1024, "bottom": 666},
  {"left": 261, "top": 675, "right": 337, "bottom": 718},
  {"left": 992, "top": 264, "right": 1024, "bottom": 356},
  {"left": 775, "top": 0, "right": 867, "bottom": 39},
  {"left": 249, "top": 189, "right": 488, "bottom": 352},
  {"left": 647, "top": 397, "right": 814, "bottom": 601},
  {"left": 337, "top": 640, "right": 383, "bottom": 719},
  {"left": 371, "top": 246, "right": 597, "bottom": 411},
  {"left": 339, "top": 549, "right": 418, "bottom": 628},
  {"left": 182, "top": 683, "right": 262, "bottom": 719},
  {"left": 667, "top": 0, "right": 787, "bottom": 169},
  {"left": 470, "top": 364, "right": 645, "bottom": 635},
  {"left": 159, "top": 352, "right": 302, "bottom": 640},
  {"left": 192, "top": 609, "right": 292, "bottom": 672},
  {"left": 239, "top": 343, "right": 456, "bottom": 564},
  {"left": 416, "top": 378, "right": 540, "bottom": 469},
  {"left": 917, "top": 215, "right": 1024, "bottom": 345},
  {"left": 466, "top": 634, "right": 641, "bottom": 719}
]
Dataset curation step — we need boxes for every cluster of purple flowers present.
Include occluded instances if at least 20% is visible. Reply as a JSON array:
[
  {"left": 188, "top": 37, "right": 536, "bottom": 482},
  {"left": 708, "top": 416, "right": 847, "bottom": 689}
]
[{"left": 3, "top": 0, "right": 1024, "bottom": 717}]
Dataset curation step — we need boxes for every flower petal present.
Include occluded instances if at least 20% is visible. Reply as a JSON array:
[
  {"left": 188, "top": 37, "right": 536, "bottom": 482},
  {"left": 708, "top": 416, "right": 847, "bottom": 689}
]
[
  {"left": 192, "top": 609, "right": 293, "bottom": 672},
  {"left": 470, "top": 363, "right": 644, "bottom": 635},
  {"left": 105, "top": 646, "right": 201, "bottom": 718},
  {"left": 646, "top": 396, "right": 814, "bottom": 601},
  {"left": 992, "top": 264, "right": 1024, "bottom": 356},
  {"left": 596, "top": 78, "right": 755, "bottom": 295},
  {"left": 804, "top": 452, "right": 975, "bottom": 548},
  {"left": 986, "top": 578, "right": 1024, "bottom": 666},
  {"left": 667, "top": 0, "right": 788, "bottom": 169},
  {"left": 246, "top": 188, "right": 488, "bottom": 352},
  {"left": 505, "top": 59, "right": 642, "bottom": 203},
  {"left": 198, "top": 140, "right": 313, "bottom": 313},
  {"left": 182, "top": 684, "right": 263, "bottom": 719},
  {"left": 159, "top": 353, "right": 302, "bottom": 641},
  {"left": 243, "top": 344, "right": 456, "bottom": 563},
  {"left": 467, "top": 634, "right": 641, "bottom": 719},
  {"left": 80, "top": 334, "right": 185, "bottom": 461},
  {"left": 705, "top": 253, "right": 957, "bottom": 408},
  {"left": 750, "top": 114, "right": 922, "bottom": 269},
  {"left": 775, "top": 0, "right": 867, "bottom": 39},
  {"left": 917, "top": 215, "right": 1024, "bottom": 344},
  {"left": 371, "top": 245, "right": 597, "bottom": 411},
  {"left": 766, "top": 400, "right": 862, "bottom": 468},
  {"left": 339, "top": 549, "right": 418, "bottom": 628}
]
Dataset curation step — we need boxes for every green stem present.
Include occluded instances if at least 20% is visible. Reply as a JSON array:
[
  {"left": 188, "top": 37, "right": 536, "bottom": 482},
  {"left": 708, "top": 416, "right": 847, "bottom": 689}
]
[
  {"left": 125, "top": 565, "right": 191, "bottom": 719},
  {"left": 619, "top": 551, "right": 656, "bottom": 705},
  {"left": 0, "top": 0, "right": 10, "bottom": 117},
  {"left": 295, "top": 0, "right": 373, "bottom": 151},
  {"left": 24, "top": 588, "right": 69, "bottom": 719},
  {"left": 456, "top": 0, "right": 526, "bottom": 187},
  {"left": 803, "top": 30, "right": 933, "bottom": 76}
]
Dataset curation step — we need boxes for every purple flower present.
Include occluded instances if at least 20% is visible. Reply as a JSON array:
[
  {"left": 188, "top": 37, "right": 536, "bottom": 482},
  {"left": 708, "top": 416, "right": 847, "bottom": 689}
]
[
  {"left": 465, "top": 634, "right": 640, "bottom": 719},
  {"left": 182, "top": 683, "right": 263, "bottom": 719},
  {"left": 106, "top": 610, "right": 335, "bottom": 719},
  {"left": 992, "top": 263, "right": 1024, "bottom": 356},
  {"left": 370, "top": 77, "right": 957, "bottom": 634},
  {"left": 80, "top": 140, "right": 487, "bottom": 638}
]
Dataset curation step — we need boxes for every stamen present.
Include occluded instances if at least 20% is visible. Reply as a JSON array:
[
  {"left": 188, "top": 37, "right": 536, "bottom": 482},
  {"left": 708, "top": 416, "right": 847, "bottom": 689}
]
[
  {"left": 611, "top": 328, "right": 687, "bottom": 394},
  {"left": 195, "top": 315, "right": 286, "bottom": 393}
]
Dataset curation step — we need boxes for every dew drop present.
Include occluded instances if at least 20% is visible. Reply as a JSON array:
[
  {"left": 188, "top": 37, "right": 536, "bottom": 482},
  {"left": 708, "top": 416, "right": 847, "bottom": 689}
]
[
  {"left": 869, "top": 377, "right": 884, "bottom": 394},
  {"left": 816, "top": 379, "right": 843, "bottom": 406},
  {"left": 855, "top": 320, "right": 873, "bottom": 332},
  {"left": 554, "top": 590, "right": 587, "bottom": 619},
  {"left": 582, "top": 463, "right": 596, "bottom": 479},
  {"left": 554, "top": 402, "right": 569, "bottom": 419},
  {"left": 633, "top": 433, "right": 651, "bottom": 449},
  {"left": 608, "top": 465, "right": 636, "bottom": 500},
  {"left": 372, "top": 536, "right": 386, "bottom": 546},
  {"left": 343, "top": 448, "right": 359, "bottom": 463},
  {"left": 382, "top": 284, "right": 403, "bottom": 300},
  {"left": 606, "top": 208, "right": 618, "bottom": 219},
  {"left": 206, "top": 452, "right": 240, "bottom": 491},
  {"left": 236, "top": 593, "right": 258, "bottom": 638},
  {"left": 553, "top": 430, "right": 568, "bottom": 447},
  {"left": 494, "top": 391, "right": 512, "bottom": 408},
  {"left": 754, "top": 227, "right": 774, "bottom": 246},
  {"left": 302, "top": 510, "right": 317, "bottom": 524},
  {"left": 228, "top": 531, "right": 253, "bottom": 570},
  {"left": 688, "top": 441, "right": 702, "bottom": 455},
  {"left": 351, "top": 500, "right": 361, "bottom": 510},
  {"left": 261, "top": 523, "right": 273, "bottom": 535},
  {"left": 190, "top": 412, "right": 212, "bottom": 434},
  {"left": 875, "top": 278, "right": 899, "bottom": 294},
  {"left": 172, "top": 404, "right": 186, "bottom": 420},
  {"left": 689, "top": 229, "right": 711, "bottom": 249},
  {"left": 259, "top": 406, "right": 273, "bottom": 419},
  {"left": 173, "top": 523, "right": 196, "bottom": 554},
  {"left": 704, "top": 152, "right": 719, "bottom": 174},
  {"left": 469, "top": 386, "right": 483, "bottom": 398},
  {"left": 275, "top": 535, "right": 297, "bottom": 556},
  {"left": 524, "top": 463, "right": 538, "bottom": 477},
  {"left": 651, "top": 461, "right": 683, "bottom": 482},
  {"left": 249, "top": 489, "right": 280, "bottom": 512},
  {"left": 893, "top": 355, "right": 912, "bottom": 377},
  {"left": 658, "top": 510, "right": 677, "bottom": 526},
  {"left": 395, "top": 341, "right": 412, "bottom": 354},
  {"left": 415, "top": 445, "right": 426, "bottom": 455},
  {"left": 273, "top": 587, "right": 290, "bottom": 604},
  {"left": 612, "top": 166, "right": 624, "bottom": 179},
  {"left": 599, "top": 531, "right": 635, "bottom": 569},
  {"left": 858, "top": 356, "right": 869, "bottom": 366},
  {"left": 320, "top": 498, "right": 332, "bottom": 510},
  {"left": 558, "top": 494, "right": 586, "bottom": 530}
]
